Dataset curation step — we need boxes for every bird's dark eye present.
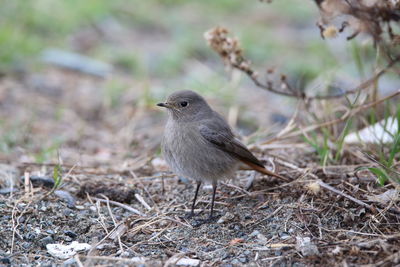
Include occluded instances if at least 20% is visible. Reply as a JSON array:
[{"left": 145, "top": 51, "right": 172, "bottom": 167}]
[{"left": 180, "top": 101, "right": 188, "bottom": 107}]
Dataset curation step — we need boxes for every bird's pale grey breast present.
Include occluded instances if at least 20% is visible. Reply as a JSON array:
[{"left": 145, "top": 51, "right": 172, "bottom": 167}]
[{"left": 162, "top": 114, "right": 237, "bottom": 183}]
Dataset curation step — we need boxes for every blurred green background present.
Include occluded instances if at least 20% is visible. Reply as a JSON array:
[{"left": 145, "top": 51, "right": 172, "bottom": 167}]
[{"left": 1, "top": 0, "right": 373, "bottom": 97}]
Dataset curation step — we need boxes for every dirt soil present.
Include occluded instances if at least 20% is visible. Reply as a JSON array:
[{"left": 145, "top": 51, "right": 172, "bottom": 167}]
[{"left": 0, "top": 70, "right": 399, "bottom": 266}]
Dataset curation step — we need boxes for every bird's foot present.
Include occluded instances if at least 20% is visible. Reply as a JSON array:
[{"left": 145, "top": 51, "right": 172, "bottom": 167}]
[
  {"left": 181, "top": 210, "right": 203, "bottom": 220},
  {"left": 190, "top": 214, "right": 220, "bottom": 227}
]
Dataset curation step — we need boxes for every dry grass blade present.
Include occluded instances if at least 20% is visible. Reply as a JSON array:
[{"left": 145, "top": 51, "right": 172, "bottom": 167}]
[{"left": 92, "top": 197, "right": 146, "bottom": 217}]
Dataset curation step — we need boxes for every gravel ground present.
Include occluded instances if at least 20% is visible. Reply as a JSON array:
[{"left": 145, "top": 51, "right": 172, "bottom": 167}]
[{"left": 0, "top": 69, "right": 399, "bottom": 266}]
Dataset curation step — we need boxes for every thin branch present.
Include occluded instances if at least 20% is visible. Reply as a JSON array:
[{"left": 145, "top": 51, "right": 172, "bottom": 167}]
[
  {"left": 317, "top": 180, "right": 375, "bottom": 211},
  {"left": 92, "top": 197, "right": 146, "bottom": 217},
  {"left": 245, "top": 56, "right": 399, "bottom": 100}
]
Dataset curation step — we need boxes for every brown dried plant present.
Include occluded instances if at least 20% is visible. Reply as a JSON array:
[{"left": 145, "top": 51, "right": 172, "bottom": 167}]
[
  {"left": 204, "top": 27, "right": 257, "bottom": 79},
  {"left": 205, "top": 1, "right": 400, "bottom": 101}
]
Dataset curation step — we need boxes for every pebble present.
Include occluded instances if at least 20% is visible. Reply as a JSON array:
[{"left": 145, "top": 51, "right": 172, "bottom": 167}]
[
  {"left": 296, "top": 236, "right": 319, "bottom": 256},
  {"left": 46, "top": 229, "right": 55, "bottom": 235},
  {"left": 230, "top": 259, "right": 240, "bottom": 265},
  {"left": 63, "top": 258, "right": 76, "bottom": 265},
  {"left": 249, "top": 230, "right": 260, "bottom": 237},
  {"left": 89, "top": 206, "right": 97, "bottom": 212},
  {"left": 256, "top": 233, "right": 268, "bottom": 243},
  {"left": 120, "top": 251, "right": 130, "bottom": 257},
  {"left": 221, "top": 252, "right": 230, "bottom": 260},
  {"left": 217, "top": 212, "right": 234, "bottom": 224},
  {"left": 39, "top": 236, "right": 54, "bottom": 248},
  {"left": 46, "top": 241, "right": 91, "bottom": 259},
  {"left": 202, "top": 246, "right": 215, "bottom": 252},
  {"left": 24, "top": 233, "right": 37, "bottom": 241},
  {"left": 176, "top": 258, "right": 200, "bottom": 266},
  {"left": 279, "top": 232, "right": 291, "bottom": 240},
  {"left": 54, "top": 190, "right": 76, "bottom": 208},
  {"left": 274, "top": 250, "right": 282, "bottom": 256},
  {"left": 96, "top": 243, "right": 115, "bottom": 250},
  {"left": 64, "top": 231, "right": 77, "bottom": 239},
  {"left": 40, "top": 206, "right": 47, "bottom": 212},
  {"left": 0, "top": 258, "right": 11, "bottom": 264},
  {"left": 238, "top": 256, "right": 247, "bottom": 263},
  {"left": 22, "top": 242, "right": 31, "bottom": 249},
  {"left": 131, "top": 256, "right": 146, "bottom": 263}
]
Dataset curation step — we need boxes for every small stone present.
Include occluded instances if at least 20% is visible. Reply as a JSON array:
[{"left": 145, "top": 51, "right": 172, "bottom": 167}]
[
  {"left": 96, "top": 243, "right": 115, "bottom": 250},
  {"left": 279, "top": 232, "right": 291, "bottom": 240},
  {"left": 202, "top": 246, "right": 215, "bottom": 252},
  {"left": 238, "top": 256, "right": 247, "bottom": 263},
  {"left": 296, "top": 236, "right": 319, "bottom": 256},
  {"left": 231, "top": 259, "right": 240, "bottom": 265},
  {"left": 75, "top": 205, "right": 85, "bottom": 210},
  {"left": 120, "top": 251, "right": 130, "bottom": 257},
  {"left": 221, "top": 252, "right": 230, "bottom": 260},
  {"left": 46, "top": 229, "right": 55, "bottom": 235},
  {"left": 131, "top": 256, "right": 146, "bottom": 263},
  {"left": 249, "top": 230, "right": 260, "bottom": 237},
  {"left": 63, "top": 258, "right": 76, "bottom": 265},
  {"left": 46, "top": 241, "right": 91, "bottom": 259},
  {"left": 176, "top": 258, "right": 200, "bottom": 266},
  {"left": 39, "top": 236, "right": 54, "bottom": 248},
  {"left": 274, "top": 250, "right": 282, "bottom": 256},
  {"left": 256, "top": 233, "right": 268, "bottom": 243},
  {"left": 89, "top": 206, "right": 97, "bottom": 212},
  {"left": 55, "top": 190, "right": 76, "bottom": 207},
  {"left": 0, "top": 258, "right": 11, "bottom": 264},
  {"left": 25, "top": 232, "right": 37, "bottom": 241},
  {"left": 64, "top": 231, "right": 77, "bottom": 239},
  {"left": 22, "top": 242, "right": 31, "bottom": 249},
  {"left": 217, "top": 212, "right": 234, "bottom": 224}
]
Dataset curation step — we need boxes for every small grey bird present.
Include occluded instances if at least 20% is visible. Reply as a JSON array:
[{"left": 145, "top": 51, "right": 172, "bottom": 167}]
[{"left": 157, "top": 90, "right": 288, "bottom": 219}]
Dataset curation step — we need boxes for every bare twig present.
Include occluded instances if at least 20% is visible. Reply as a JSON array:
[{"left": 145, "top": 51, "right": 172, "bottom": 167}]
[
  {"left": 92, "top": 197, "right": 146, "bottom": 217},
  {"left": 317, "top": 180, "right": 374, "bottom": 211}
]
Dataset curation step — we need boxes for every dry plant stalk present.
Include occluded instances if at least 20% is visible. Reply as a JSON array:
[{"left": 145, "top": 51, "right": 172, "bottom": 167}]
[
  {"left": 204, "top": 26, "right": 399, "bottom": 100},
  {"left": 204, "top": 27, "right": 257, "bottom": 79},
  {"left": 316, "top": 0, "right": 400, "bottom": 44}
]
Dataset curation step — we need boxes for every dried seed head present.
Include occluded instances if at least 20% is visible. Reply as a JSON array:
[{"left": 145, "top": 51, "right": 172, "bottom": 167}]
[
  {"left": 204, "top": 27, "right": 255, "bottom": 76},
  {"left": 323, "top": 25, "right": 339, "bottom": 38},
  {"left": 307, "top": 182, "right": 321, "bottom": 195}
]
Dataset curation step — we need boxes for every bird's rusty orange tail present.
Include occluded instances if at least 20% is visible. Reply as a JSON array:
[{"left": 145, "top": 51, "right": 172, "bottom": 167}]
[{"left": 243, "top": 161, "right": 290, "bottom": 182}]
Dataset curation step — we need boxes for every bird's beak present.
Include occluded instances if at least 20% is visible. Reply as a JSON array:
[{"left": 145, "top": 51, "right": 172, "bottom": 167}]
[{"left": 157, "top": 102, "right": 173, "bottom": 109}]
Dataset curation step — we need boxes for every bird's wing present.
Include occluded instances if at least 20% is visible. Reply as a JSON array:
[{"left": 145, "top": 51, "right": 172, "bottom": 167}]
[
  {"left": 198, "top": 116, "right": 265, "bottom": 168},
  {"left": 199, "top": 114, "right": 290, "bottom": 181}
]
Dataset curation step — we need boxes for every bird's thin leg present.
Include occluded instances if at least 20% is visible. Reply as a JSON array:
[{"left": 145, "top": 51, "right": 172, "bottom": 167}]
[
  {"left": 188, "top": 181, "right": 201, "bottom": 218},
  {"left": 209, "top": 182, "right": 217, "bottom": 219}
]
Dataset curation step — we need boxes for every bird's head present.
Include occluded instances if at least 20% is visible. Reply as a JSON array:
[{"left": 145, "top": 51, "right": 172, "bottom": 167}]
[{"left": 157, "top": 90, "right": 212, "bottom": 121}]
